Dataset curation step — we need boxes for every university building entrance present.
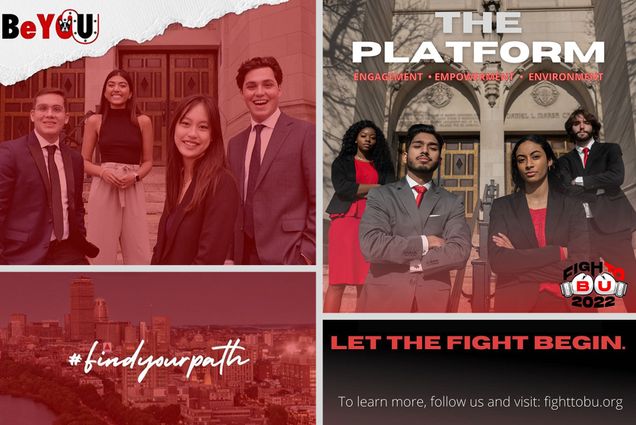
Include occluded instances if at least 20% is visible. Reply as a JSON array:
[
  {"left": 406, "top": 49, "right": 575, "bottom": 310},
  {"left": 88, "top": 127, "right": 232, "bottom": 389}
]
[{"left": 1, "top": 51, "right": 218, "bottom": 166}]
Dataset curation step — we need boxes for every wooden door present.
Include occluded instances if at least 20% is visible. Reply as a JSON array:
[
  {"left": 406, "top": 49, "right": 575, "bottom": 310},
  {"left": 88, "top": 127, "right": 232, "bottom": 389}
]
[
  {"left": 170, "top": 53, "right": 217, "bottom": 102},
  {"left": 1, "top": 59, "right": 85, "bottom": 147},
  {"left": 440, "top": 138, "right": 479, "bottom": 219},
  {"left": 121, "top": 53, "right": 168, "bottom": 164},
  {"left": 121, "top": 51, "right": 218, "bottom": 165},
  {"left": 47, "top": 59, "right": 87, "bottom": 149},
  {"left": 0, "top": 74, "right": 44, "bottom": 141}
]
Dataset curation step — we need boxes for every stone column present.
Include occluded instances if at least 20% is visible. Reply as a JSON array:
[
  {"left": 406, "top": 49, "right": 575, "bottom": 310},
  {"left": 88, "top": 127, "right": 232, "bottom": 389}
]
[
  {"left": 352, "top": 0, "right": 395, "bottom": 123},
  {"left": 479, "top": 0, "right": 506, "bottom": 196},
  {"left": 479, "top": 98, "right": 506, "bottom": 195},
  {"left": 594, "top": 0, "right": 636, "bottom": 204}
]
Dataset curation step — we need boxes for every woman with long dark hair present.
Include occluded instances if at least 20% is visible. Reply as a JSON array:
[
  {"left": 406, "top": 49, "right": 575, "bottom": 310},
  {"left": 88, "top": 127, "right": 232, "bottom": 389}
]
[
  {"left": 151, "top": 95, "right": 239, "bottom": 264},
  {"left": 82, "top": 69, "right": 153, "bottom": 264},
  {"left": 324, "top": 120, "right": 395, "bottom": 312},
  {"left": 488, "top": 135, "right": 589, "bottom": 312}
]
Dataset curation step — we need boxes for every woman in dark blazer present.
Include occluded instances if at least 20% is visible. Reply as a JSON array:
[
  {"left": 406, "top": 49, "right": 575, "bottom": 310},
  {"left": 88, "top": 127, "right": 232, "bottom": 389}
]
[
  {"left": 324, "top": 120, "right": 395, "bottom": 312},
  {"left": 151, "top": 95, "right": 239, "bottom": 265},
  {"left": 488, "top": 135, "right": 589, "bottom": 312}
]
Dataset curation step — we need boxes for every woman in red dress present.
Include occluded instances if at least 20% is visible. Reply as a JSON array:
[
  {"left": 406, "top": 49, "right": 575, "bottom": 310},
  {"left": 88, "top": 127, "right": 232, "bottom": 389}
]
[{"left": 324, "top": 120, "right": 395, "bottom": 312}]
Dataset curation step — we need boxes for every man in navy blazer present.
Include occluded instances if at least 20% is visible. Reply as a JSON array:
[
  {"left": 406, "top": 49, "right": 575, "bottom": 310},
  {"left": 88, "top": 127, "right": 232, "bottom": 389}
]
[
  {"left": 559, "top": 108, "right": 636, "bottom": 311},
  {"left": 227, "top": 56, "right": 315, "bottom": 265},
  {"left": 0, "top": 88, "right": 98, "bottom": 264}
]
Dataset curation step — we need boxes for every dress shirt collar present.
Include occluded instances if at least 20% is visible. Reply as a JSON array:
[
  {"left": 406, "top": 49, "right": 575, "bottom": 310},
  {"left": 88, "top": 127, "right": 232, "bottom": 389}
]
[
  {"left": 406, "top": 174, "right": 432, "bottom": 191},
  {"left": 34, "top": 129, "right": 61, "bottom": 150},
  {"left": 576, "top": 138, "right": 595, "bottom": 154},
  {"left": 250, "top": 108, "right": 281, "bottom": 131}
]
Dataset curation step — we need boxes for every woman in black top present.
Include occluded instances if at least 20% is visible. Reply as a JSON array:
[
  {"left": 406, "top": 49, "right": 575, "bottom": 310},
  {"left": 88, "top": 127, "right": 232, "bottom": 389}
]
[
  {"left": 82, "top": 69, "right": 154, "bottom": 264},
  {"left": 151, "top": 95, "right": 239, "bottom": 265},
  {"left": 324, "top": 120, "right": 395, "bottom": 312},
  {"left": 488, "top": 135, "right": 589, "bottom": 312}
]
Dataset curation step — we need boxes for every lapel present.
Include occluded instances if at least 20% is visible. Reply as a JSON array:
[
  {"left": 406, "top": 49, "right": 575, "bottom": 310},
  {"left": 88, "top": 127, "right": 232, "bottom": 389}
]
[
  {"left": 511, "top": 191, "right": 539, "bottom": 248},
  {"left": 160, "top": 181, "right": 194, "bottom": 260},
  {"left": 26, "top": 132, "right": 52, "bottom": 206},
  {"left": 235, "top": 127, "right": 251, "bottom": 201},
  {"left": 394, "top": 178, "right": 424, "bottom": 234},
  {"left": 344, "top": 155, "right": 356, "bottom": 180},
  {"left": 60, "top": 144, "right": 75, "bottom": 209},
  {"left": 254, "top": 113, "right": 292, "bottom": 190},
  {"left": 568, "top": 149, "right": 585, "bottom": 176},
  {"left": 419, "top": 181, "right": 441, "bottom": 229},
  {"left": 545, "top": 188, "right": 564, "bottom": 246}
]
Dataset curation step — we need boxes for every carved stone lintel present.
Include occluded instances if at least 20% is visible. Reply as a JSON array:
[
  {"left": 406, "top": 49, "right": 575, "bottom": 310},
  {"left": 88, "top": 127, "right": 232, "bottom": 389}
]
[
  {"left": 424, "top": 82, "right": 453, "bottom": 108},
  {"left": 482, "top": 62, "right": 502, "bottom": 107},
  {"left": 531, "top": 81, "right": 559, "bottom": 107},
  {"left": 484, "top": 81, "right": 500, "bottom": 107}
]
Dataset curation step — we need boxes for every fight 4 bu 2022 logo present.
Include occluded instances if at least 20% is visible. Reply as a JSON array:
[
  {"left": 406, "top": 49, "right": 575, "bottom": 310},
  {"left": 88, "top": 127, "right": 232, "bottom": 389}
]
[
  {"left": 1, "top": 9, "right": 99, "bottom": 44},
  {"left": 561, "top": 261, "right": 628, "bottom": 308}
]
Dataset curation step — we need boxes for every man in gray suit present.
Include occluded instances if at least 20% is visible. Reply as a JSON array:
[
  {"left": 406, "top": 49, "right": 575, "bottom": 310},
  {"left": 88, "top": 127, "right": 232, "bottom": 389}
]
[
  {"left": 227, "top": 56, "right": 315, "bottom": 265},
  {"left": 357, "top": 124, "right": 471, "bottom": 312}
]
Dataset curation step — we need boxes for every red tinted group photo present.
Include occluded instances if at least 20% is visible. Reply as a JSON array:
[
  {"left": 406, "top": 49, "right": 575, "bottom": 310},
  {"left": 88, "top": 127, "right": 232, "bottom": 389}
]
[{"left": 0, "top": 1, "right": 316, "bottom": 266}]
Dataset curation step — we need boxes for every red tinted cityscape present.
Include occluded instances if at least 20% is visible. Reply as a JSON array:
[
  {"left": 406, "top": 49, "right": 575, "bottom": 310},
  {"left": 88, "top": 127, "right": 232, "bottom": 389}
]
[{"left": 0, "top": 273, "right": 315, "bottom": 425}]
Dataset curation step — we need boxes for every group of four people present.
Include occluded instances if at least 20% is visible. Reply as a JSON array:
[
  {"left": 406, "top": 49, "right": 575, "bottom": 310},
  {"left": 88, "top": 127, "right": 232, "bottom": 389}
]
[
  {"left": 326, "top": 110, "right": 636, "bottom": 312},
  {"left": 0, "top": 56, "right": 315, "bottom": 266}
]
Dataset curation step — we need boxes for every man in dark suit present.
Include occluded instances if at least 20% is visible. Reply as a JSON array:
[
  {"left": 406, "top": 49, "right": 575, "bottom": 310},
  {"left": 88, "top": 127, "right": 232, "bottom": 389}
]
[
  {"left": 0, "top": 88, "right": 98, "bottom": 264},
  {"left": 559, "top": 108, "right": 636, "bottom": 311},
  {"left": 227, "top": 56, "right": 315, "bottom": 265},
  {"left": 357, "top": 124, "right": 471, "bottom": 312}
]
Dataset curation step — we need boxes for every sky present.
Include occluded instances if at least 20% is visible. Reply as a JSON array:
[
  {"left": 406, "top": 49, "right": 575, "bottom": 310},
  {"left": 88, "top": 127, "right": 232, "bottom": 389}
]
[{"left": 0, "top": 272, "right": 314, "bottom": 326}]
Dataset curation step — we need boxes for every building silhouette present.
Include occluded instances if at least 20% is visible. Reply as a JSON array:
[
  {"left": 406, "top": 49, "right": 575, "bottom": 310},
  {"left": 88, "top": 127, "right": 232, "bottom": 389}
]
[
  {"left": 8, "top": 313, "right": 26, "bottom": 343},
  {"left": 69, "top": 277, "right": 95, "bottom": 342},
  {"left": 94, "top": 298, "right": 109, "bottom": 322}
]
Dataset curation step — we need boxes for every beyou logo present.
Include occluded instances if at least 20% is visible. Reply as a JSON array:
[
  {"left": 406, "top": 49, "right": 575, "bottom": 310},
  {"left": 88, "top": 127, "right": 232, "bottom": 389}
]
[{"left": 1, "top": 9, "right": 99, "bottom": 44}]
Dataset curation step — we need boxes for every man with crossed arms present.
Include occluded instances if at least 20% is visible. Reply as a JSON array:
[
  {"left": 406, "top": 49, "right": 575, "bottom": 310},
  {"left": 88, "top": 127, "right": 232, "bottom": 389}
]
[{"left": 358, "top": 124, "right": 471, "bottom": 312}]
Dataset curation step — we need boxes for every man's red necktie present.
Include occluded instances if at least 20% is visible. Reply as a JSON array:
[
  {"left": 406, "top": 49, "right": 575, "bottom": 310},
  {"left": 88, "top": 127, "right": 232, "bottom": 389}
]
[
  {"left": 582, "top": 147, "right": 589, "bottom": 167},
  {"left": 413, "top": 185, "right": 427, "bottom": 207}
]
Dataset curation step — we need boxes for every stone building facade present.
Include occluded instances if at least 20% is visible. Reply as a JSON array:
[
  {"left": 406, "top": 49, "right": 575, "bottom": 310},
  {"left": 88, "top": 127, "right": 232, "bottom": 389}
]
[{"left": 324, "top": 0, "right": 636, "bottom": 221}]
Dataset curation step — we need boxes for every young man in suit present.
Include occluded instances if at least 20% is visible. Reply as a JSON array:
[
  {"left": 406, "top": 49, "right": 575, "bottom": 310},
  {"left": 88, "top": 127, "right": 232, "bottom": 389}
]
[
  {"left": 227, "top": 56, "right": 315, "bottom": 265},
  {"left": 559, "top": 108, "right": 636, "bottom": 311},
  {"left": 357, "top": 124, "right": 471, "bottom": 312},
  {"left": 0, "top": 88, "right": 98, "bottom": 265}
]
